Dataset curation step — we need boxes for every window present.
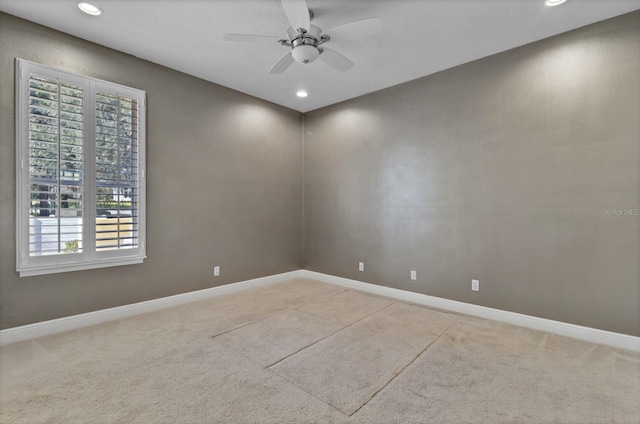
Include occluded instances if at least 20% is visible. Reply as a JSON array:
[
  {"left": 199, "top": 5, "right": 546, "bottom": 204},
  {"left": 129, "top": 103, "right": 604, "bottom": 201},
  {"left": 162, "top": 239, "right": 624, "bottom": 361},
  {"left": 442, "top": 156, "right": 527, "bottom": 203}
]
[{"left": 16, "top": 59, "right": 146, "bottom": 276}]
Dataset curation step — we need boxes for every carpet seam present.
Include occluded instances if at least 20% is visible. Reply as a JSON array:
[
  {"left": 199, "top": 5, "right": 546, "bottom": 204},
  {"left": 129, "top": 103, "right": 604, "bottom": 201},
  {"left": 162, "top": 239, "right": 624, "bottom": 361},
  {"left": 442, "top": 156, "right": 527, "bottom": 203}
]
[
  {"left": 208, "top": 300, "right": 400, "bottom": 417},
  {"left": 265, "top": 301, "right": 398, "bottom": 368},
  {"left": 348, "top": 315, "right": 464, "bottom": 417},
  {"left": 267, "top": 369, "right": 354, "bottom": 418},
  {"left": 209, "top": 339, "right": 352, "bottom": 418},
  {"left": 211, "top": 310, "right": 343, "bottom": 368}
]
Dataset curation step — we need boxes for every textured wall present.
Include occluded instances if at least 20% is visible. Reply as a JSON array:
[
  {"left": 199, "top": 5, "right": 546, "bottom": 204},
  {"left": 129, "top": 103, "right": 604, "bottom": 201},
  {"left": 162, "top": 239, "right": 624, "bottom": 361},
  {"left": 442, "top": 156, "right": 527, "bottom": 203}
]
[
  {"left": 0, "top": 13, "right": 303, "bottom": 329},
  {"left": 2, "top": 11, "right": 639, "bottom": 336},
  {"left": 303, "top": 12, "right": 640, "bottom": 336}
]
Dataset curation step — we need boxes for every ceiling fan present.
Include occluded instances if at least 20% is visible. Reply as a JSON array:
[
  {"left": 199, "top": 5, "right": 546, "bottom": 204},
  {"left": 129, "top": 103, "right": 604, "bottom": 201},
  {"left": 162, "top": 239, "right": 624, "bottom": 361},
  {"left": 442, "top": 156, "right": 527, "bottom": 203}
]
[{"left": 223, "top": 0, "right": 383, "bottom": 74}]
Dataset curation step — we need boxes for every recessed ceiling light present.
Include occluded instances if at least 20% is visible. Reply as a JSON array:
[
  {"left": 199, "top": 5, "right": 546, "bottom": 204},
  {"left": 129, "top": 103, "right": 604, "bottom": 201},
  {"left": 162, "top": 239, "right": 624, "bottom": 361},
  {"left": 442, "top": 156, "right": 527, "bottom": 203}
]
[
  {"left": 77, "top": 2, "right": 102, "bottom": 16},
  {"left": 545, "top": 0, "right": 567, "bottom": 6},
  {"left": 296, "top": 90, "right": 308, "bottom": 98}
]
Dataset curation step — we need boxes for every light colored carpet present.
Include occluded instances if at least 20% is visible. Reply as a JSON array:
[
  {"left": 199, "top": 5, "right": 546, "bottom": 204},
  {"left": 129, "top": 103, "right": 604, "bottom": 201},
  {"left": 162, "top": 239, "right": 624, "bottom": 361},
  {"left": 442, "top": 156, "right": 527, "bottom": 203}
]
[
  {"left": 351, "top": 317, "right": 640, "bottom": 424},
  {"left": 297, "top": 290, "right": 394, "bottom": 326},
  {"left": 214, "top": 309, "right": 344, "bottom": 367},
  {"left": 269, "top": 302, "right": 458, "bottom": 415},
  {"left": 1, "top": 278, "right": 638, "bottom": 423},
  {"left": 213, "top": 289, "right": 394, "bottom": 368}
]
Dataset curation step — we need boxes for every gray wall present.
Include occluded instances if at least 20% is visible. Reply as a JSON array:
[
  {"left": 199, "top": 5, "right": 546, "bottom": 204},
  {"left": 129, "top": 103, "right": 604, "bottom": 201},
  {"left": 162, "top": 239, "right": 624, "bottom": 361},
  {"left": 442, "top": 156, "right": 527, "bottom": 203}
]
[
  {"left": 303, "top": 12, "right": 640, "bottom": 336},
  {"left": 2, "top": 11, "right": 638, "bottom": 337},
  {"left": 0, "top": 13, "right": 303, "bottom": 329}
]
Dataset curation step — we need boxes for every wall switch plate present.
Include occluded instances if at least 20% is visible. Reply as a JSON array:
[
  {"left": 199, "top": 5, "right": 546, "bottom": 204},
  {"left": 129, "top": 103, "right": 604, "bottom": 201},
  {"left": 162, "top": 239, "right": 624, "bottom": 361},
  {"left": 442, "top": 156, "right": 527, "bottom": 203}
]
[
  {"left": 410, "top": 270, "right": 417, "bottom": 280},
  {"left": 472, "top": 279, "right": 479, "bottom": 291},
  {"left": 358, "top": 262, "right": 364, "bottom": 272},
  {"left": 214, "top": 266, "right": 220, "bottom": 277}
]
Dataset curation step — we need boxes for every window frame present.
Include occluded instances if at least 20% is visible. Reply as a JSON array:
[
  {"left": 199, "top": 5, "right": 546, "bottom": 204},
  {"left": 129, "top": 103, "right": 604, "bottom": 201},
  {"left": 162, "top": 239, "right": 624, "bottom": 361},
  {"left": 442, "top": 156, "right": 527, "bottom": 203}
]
[{"left": 15, "top": 59, "right": 146, "bottom": 277}]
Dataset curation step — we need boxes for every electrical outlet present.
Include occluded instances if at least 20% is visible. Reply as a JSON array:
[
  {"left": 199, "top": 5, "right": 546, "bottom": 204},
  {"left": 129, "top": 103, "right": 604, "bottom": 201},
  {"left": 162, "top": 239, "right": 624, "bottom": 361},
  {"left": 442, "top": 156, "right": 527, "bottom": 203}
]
[
  {"left": 358, "top": 262, "right": 364, "bottom": 272},
  {"left": 214, "top": 266, "right": 220, "bottom": 277},
  {"left": 472, "top": 279, "right": 479, "bottom": 291},
  {"left": 410, "top": 270, "right": 417, "bottom": 280}
]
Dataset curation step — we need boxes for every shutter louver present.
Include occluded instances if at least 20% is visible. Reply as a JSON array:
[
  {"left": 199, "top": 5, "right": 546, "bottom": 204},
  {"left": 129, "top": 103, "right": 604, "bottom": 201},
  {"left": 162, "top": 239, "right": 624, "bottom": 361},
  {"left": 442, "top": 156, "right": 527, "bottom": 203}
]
[{"left": 95, "top": 91, "right": 139, "bottom": 251}]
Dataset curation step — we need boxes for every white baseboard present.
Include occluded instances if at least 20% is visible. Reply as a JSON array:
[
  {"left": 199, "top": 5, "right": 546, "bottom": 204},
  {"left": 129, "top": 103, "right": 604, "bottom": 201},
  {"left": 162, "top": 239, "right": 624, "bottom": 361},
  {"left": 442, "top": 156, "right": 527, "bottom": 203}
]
[
  {"left": 2, "top": 269, "right": 638, "bottom": 352},
  {"left": 0, "top": 270, "right": 302, "bottom": 346},
  {"left": 302, "top": 270, "right": 640, "bottom": 353}
]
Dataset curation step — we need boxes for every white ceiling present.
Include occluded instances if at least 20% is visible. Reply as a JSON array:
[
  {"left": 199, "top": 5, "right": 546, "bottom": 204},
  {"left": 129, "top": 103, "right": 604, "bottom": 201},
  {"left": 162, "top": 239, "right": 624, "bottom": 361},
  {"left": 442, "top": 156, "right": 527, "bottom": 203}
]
[{"left": 1, "top": 0, "right": 639, "bottom": 112}]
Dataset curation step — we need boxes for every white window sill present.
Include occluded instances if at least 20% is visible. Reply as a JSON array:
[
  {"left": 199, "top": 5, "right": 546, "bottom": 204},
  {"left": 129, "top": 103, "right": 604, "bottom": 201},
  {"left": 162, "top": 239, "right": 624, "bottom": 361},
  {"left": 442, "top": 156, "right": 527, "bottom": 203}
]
[{"left": 17, "top": 256, "right": 146, "bottom": 277}]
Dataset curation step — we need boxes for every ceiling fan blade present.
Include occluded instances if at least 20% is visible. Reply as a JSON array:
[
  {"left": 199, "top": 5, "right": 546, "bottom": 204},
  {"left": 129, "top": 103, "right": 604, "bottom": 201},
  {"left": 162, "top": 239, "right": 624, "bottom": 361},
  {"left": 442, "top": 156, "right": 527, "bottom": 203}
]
[
  {"left": 223, "top": 34, "right": 281, "bottom": 43},
  {"left": 319, "top": 47, "right": 354, "bottom": 72},
  {"left": 281, "top": 0, "right": 310, "bottom": 32},
  {"left": 269, "top": 52, "right": 295, "bottom": 74},
  {"left": 324, "top": 18, "right": 383, "bottom": 41}
]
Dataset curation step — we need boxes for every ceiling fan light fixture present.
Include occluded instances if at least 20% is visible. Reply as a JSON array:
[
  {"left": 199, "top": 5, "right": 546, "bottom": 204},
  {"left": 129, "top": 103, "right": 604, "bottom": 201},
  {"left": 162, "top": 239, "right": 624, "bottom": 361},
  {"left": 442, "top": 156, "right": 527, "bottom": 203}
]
[
  {"left": 545, "top": 0, "right": 567, "bottom": 6},
  {"left": 77, "top": 2, "right": 102, "bottom": 15},
  {"left": 222, "top": 0, "right": 381, "bottom": 73},
  {"left": 291, "top": 44, "right": 319, "bottom": 64}
]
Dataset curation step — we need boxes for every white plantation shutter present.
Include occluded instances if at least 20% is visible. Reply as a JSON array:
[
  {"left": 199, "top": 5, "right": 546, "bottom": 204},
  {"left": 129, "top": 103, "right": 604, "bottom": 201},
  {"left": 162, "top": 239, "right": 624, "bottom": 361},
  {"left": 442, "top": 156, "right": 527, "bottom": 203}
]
[
  {"left": 95, "top": 91, "right": 140, "bottom": 251},
  {"left": 27, "top": 75, "right": 85, "bottom": 256},
  {"left": 16, "top": 59, "right": 146, "bottom": 276}
]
